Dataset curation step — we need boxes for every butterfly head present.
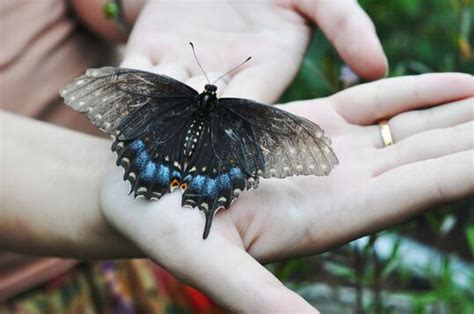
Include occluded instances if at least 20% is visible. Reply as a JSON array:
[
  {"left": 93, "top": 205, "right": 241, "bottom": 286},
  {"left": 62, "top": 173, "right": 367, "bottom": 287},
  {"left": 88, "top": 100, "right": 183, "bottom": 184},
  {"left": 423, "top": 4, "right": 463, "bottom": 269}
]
[
  {"left": 198, "top": 84, "right": 218, "bottom": 115},
  {"left": 204, "top": 84, "right": 218, "bottom": 94}
]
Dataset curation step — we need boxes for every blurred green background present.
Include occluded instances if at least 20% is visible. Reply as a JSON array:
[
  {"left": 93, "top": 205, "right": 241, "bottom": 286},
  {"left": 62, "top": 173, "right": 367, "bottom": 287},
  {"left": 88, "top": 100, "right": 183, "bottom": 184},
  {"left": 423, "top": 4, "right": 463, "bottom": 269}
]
[
  {"left": 277, "top": 1, "right": 474, "bottom": 312},
  {"left": 282, "top": 0, "right": 473, "bottom": 102}
]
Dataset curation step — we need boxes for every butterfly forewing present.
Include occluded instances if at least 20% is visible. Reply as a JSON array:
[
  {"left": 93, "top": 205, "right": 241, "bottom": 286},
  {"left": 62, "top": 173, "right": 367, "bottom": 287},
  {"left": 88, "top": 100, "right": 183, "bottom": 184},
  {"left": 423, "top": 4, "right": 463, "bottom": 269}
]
[
  {"left": 219, "top": 98, "right": 339, "bottom": 177},
  {"left": 60, "top": 67, "right": 197, "bottom": 135}
]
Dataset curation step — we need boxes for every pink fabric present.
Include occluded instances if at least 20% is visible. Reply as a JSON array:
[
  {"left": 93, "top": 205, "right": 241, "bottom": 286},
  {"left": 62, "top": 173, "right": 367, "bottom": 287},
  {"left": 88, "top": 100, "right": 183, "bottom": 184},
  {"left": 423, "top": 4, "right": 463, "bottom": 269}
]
[
  {"left": 0, "top": 254, "right": 77, "bottom": 301},
  {"left": 0, "top": 0, "right": 111, "bottom": 301}
]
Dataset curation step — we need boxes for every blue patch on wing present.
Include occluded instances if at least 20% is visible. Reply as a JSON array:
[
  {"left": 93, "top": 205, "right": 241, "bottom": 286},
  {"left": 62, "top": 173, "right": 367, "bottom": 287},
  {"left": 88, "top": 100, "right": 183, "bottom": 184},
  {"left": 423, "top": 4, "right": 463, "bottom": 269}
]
[
  {"left": 130, "top": 139, "right": 145, "bottom": 151},
  {"left": 230, "top": 166, "right": 243, "bottom": 179},
  {"left": 157, "top": 164, "right": 170, "bottom": 185},
  {"left": 205, "top": 178, "right": 218, "bottom": 197},
  {"left": 190, "top": 175, "right": 206, "bottom": 193},
  {"left": 186, "top": 166, "right": 245, "bottom": 200},
  {"left": 136, "top": 150, "right": 148, "bottom": 167},
  {"left": 171, "top": 170, "right": 182, "bottom": 181},
  {"left": 217, "top": 173, "right": 231, "bottom": 189},
  {"left": 125, "top": 139, "right": 174, "bottom": 186},
  {"left": 142, "top": 161, "right": 156, "bottom": 180}
]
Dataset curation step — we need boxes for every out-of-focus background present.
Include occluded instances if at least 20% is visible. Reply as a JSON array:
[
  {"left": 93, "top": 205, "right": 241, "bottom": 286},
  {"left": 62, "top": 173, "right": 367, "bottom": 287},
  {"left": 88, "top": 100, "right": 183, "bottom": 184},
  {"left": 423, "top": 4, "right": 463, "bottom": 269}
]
[{"left": 276, "top": 0, "right": 474, "bottom": 312}]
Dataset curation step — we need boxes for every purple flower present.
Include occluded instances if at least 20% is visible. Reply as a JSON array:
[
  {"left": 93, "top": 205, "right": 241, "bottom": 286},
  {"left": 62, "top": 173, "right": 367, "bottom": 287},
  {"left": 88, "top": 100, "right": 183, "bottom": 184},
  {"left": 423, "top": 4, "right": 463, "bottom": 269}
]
[{"left": 339, "top": 65, "right": 359, "bottom": 87}]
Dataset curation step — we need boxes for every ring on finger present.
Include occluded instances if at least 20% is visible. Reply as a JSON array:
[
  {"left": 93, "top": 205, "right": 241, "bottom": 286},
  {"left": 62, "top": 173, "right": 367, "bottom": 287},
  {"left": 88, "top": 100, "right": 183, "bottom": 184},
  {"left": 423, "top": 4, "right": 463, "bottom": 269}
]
[{"left": 378, "top": 119, "right": 394, "bottom": 147}]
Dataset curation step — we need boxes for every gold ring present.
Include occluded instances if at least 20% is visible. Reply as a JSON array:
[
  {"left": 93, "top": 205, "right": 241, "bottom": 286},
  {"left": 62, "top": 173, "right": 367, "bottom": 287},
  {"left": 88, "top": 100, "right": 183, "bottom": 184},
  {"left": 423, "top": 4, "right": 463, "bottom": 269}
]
[{"left": 378, "top": 119, "right": 394, "bottom": 147}]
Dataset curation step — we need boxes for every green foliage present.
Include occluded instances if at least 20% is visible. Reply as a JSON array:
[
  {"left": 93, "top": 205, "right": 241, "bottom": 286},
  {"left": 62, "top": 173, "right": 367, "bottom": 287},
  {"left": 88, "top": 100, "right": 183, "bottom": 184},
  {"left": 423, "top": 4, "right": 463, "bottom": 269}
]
[
  {"left": 405, "top": 258, "right": 474, "bottom": 313},
  {"left": 103, "top": 2, "right": 119, "bottom": 19},
  {"left": 276, "top": 258, "right": 310, "bottom": 282},
  {"left": 279, "top": 31, "right": 340, "bottom": 102},
  {"left": 361, "top": 0, "right": 473, "bottom": 75},
  {"left": 466, "top": 225, "right": 474, "bottom": 256}
]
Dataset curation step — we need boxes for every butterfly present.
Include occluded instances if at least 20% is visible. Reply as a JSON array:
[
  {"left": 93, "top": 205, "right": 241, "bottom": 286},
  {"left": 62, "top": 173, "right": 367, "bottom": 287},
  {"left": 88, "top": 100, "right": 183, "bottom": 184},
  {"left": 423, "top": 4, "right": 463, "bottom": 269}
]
[{"left": 60, "top": 54, "right": 338, "bottom": 239}]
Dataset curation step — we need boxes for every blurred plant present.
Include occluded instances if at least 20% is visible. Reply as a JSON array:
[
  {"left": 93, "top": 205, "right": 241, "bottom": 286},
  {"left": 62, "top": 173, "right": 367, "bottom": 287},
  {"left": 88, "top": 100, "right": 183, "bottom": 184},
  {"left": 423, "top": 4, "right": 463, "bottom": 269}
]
[{"left": 406, "top": 257, "right": 474, "bottom": 314}]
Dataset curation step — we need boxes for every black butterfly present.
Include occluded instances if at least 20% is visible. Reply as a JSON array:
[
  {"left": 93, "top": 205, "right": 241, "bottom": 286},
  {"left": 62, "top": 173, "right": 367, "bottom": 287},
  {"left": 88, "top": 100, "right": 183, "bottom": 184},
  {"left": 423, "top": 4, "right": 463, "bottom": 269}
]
[{"left": 60, "top": 65, "right": 338, "bottom": 239}]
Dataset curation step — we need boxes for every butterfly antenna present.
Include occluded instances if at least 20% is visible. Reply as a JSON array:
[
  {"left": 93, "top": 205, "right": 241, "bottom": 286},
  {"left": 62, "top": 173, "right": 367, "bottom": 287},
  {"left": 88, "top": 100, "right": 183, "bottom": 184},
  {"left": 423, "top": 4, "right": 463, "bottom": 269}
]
[
  {"left": 189, "top": 42, "right": 211, "bottom": 84},
  {"left": 211, "top": 56, "right": 252, "bottom": 85}
]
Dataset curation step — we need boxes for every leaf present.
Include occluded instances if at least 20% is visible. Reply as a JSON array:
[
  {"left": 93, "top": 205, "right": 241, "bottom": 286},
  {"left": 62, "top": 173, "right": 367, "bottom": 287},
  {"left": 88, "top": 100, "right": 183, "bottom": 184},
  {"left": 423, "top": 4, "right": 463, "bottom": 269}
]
[
  {"left": 465, "top": 224, "right": 474, "bottom": 257},
  {"left": 323, "top": 261, "right": 356, "bottom": 280}
]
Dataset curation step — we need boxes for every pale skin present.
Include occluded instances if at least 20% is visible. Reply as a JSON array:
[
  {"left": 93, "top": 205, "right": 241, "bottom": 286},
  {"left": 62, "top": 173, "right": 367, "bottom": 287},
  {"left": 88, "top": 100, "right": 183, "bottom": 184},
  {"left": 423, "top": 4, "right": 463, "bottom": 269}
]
[{"left": 1, "top": 0, "right": 473, "bottom": 313}]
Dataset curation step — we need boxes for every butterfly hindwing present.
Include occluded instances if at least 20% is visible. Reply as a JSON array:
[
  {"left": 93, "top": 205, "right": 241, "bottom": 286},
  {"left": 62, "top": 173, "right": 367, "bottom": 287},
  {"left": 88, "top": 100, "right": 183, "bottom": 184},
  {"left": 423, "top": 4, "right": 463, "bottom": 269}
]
[
  {"left": 113, "top": 136, "right": 181, "bottom": 200},
  {"left": 111, "top": 103, "right": 199, "bottom": 199},
  {"left": 180, "top": 114, "right": 252, "bottom": 238}
]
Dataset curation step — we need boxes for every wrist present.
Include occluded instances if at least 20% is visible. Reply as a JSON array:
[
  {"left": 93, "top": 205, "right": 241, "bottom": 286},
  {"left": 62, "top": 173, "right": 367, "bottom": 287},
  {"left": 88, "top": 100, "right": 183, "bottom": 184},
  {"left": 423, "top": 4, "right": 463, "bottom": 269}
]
[{"left": 0, "top": 112, "right": 141, "bottom": 258}]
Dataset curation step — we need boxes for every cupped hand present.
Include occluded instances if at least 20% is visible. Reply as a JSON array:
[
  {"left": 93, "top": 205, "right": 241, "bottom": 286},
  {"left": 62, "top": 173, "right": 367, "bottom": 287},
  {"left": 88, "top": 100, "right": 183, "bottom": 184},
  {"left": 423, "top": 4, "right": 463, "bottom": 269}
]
[
  {"left": 101, "top": 73, "right": 474, "bottom": 312},
  {"left": 122, "top": 0, "right": 387, "bottom": 103}
]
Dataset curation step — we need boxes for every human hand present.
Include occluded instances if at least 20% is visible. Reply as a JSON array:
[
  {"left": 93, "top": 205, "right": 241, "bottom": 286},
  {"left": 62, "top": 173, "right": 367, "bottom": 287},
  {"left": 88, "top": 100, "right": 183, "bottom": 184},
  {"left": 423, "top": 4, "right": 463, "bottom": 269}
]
[
  {"left": 101, "top": 73, "right": 473, "bottom": 312},
  {"left": 122, "top": 0, "right": 387, "bottom": 103}
]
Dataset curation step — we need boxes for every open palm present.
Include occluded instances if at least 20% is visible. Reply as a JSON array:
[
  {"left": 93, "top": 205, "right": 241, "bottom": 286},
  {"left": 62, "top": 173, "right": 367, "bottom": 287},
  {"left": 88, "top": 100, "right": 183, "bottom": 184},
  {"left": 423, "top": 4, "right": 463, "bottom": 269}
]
[
  {"left": 101, "top": 73, "right": 473, "bottom": 312},
  {"left": 122, "top": 0, "right": 387, "bottom": 103}
]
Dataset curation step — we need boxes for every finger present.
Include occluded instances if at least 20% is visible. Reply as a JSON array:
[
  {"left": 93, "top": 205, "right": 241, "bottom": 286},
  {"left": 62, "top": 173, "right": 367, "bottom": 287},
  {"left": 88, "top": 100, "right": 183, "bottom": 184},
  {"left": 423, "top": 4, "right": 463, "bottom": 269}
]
[
  {"left": 296, "top": 0, "right": 387, "bottom": 79},
  {"left": 361, "top": 150, "right": 473, "bottom": 234},
  {"left": 389, "top": 97, "right": 474, "bottom": 142},
  {"left": 367, "top": 97, "right": 474, "bottom": 147},
  {"left": 373, "top": 121, "right": 474, "bottom": 175},
  {"left": 121, "top": 54, "right": 192, "bottom": 82},
  {"left": 155, "top": 238, "right": 316, "bottom": 313},
  {"left": 222, "top": 62, "right": 298, "bottom": 103},
  {"left": 100, "top": 170, "right": 316, "bottom": 313},
  {"left": 153, "top": 62, "right": 191, "bottom": 82},
  {"left": 332, "top": 73, "right": 474, "bottom": 125},
  {"left": 120, "top": 54, "right": 154, "bottom": 70}
]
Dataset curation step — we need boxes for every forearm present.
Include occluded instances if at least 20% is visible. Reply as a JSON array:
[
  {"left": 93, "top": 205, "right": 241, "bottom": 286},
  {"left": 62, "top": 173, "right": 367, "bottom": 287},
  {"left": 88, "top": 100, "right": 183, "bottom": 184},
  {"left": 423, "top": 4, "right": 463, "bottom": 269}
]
[
  {"left": 71, "top": 0, "right": 146, "bottom": 42},
  {"left": 0, "top": 111, "right": 141, "bottom": 259}
]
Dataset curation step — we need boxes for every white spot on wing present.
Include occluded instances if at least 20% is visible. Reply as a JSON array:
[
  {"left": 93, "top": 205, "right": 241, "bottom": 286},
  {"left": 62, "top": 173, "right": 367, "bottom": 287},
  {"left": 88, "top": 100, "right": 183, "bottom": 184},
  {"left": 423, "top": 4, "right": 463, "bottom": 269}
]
[{"left": 137, "top": 187, "right": 148, "bottom": 193}]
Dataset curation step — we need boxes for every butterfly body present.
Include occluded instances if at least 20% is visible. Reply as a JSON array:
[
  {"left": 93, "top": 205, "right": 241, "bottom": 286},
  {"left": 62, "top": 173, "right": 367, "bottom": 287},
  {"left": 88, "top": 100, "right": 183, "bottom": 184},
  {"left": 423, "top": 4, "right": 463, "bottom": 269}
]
[
  {"left": 60, "top": 67, "right": 338, "bottom": 239},
  {"left": 197, "top": 84, "right": 218, "bottom": 114}
]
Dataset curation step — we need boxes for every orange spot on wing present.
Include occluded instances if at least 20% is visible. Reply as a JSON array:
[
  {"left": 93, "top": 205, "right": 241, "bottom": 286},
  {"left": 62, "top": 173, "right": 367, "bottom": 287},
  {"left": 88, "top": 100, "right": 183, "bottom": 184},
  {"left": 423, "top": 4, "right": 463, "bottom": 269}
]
[{"left": 170, "top": 179, "right": 180, "bottom": 191}]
